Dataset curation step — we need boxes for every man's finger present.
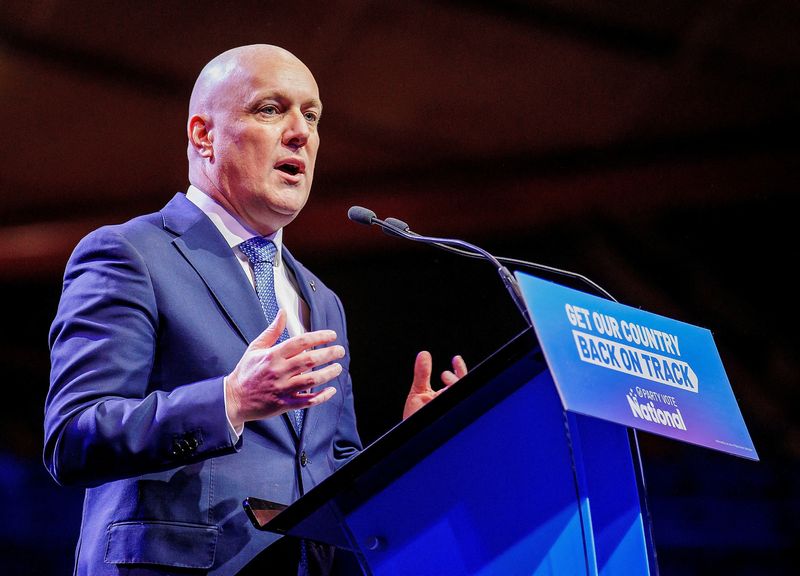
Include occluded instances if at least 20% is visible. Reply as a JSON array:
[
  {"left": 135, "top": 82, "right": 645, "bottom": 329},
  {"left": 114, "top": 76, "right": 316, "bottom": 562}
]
[
  {"left": 285, "top": 344, "right": 345, "bottom": 374},
  {"left": 249, "top": 309, "right": 288, "bottom": 348},
  {"left": 278, "top": 329, "right": 339, "bottom": 358},
  {"left": 411, "top": 351, "right": 434, "bottom": 393},
  {"left": 441, "top": 371, "right": 459, "bottom": 386},
  {"left": 287, "top": 362, "right": 343, "bottom": 391},
  {"left": 441, "top": 356, "right": 467, "bottom": 387},
  {"left": 285, "top": 386, "right": 338, "bottom": 409},
  {"left": 452, "top": 355, "right": 468, "bottom": 378}
]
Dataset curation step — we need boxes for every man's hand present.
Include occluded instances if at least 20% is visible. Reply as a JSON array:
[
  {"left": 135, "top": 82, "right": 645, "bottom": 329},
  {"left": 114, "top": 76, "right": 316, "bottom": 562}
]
[
  {"left": 225, "top": 310, "right": 344, "bottom": 429},
  {"left": 403, "top": 351, "right": 468, "bottom": 420}
]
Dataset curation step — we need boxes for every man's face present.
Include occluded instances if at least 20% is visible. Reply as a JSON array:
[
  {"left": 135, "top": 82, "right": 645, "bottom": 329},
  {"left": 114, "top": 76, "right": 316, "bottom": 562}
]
[{"left": 203, "top": 51, "right": 322, "bottom": 234}]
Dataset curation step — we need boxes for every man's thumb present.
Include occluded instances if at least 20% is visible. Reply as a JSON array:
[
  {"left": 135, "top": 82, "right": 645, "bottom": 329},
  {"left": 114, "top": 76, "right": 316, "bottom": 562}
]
[
  {"left": 250, "top": 309, "right": 287, "bottom": 348},
  {"left": 411, "top": 350, "right": 433, "bottom": 392}
]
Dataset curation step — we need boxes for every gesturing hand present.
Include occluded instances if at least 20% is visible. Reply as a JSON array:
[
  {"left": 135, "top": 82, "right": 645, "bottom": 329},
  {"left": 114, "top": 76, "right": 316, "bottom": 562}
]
[
  {"left": 403, "top": 351, "right": 468, "bottom": 420},
  {"left": 225, "top": 310, "right": 344, "bottom": 429}
]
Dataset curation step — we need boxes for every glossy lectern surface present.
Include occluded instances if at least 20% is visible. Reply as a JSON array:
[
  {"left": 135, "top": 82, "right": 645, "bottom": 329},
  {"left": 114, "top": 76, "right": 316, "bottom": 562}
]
[{"left": 247, "top": 329, "right": 657, "bottom": 575}]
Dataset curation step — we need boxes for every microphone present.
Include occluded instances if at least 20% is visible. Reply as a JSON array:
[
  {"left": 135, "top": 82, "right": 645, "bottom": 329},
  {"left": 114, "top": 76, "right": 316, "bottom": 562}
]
[
  {"left": 347, "top": 205, "right": 377, "bottom": 226},
  {"left": 348, "top": 206, "right": 533, "bottom": 326},
  {"left": 382, "top": 215, "right": 616, "bottom": 302}
]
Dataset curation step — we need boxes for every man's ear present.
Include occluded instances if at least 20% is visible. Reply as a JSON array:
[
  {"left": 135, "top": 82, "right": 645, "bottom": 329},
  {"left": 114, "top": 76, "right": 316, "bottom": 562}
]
[{"left": 188, "top": 114, "right": 214, "bottom": 159}]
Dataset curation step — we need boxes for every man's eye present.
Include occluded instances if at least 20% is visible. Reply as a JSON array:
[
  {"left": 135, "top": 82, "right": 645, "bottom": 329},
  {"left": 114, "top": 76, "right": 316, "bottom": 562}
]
[
  {"left": 260, "top": 105, "right": 279, "bottom": 115},
  {"left": 304, "top": 112, "right": 320, "bottom": 123}
]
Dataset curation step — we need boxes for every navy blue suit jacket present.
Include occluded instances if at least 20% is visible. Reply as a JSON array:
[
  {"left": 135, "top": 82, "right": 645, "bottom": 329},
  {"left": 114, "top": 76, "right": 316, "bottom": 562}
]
[{"left": 44, "top": 193, "right": 362, "bottom": 574}]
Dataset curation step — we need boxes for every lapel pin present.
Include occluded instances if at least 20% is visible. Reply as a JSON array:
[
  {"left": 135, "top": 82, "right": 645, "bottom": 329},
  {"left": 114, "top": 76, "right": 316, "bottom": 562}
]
[{"left": 309, "top": 280, "right": 316, "bottom": 292}]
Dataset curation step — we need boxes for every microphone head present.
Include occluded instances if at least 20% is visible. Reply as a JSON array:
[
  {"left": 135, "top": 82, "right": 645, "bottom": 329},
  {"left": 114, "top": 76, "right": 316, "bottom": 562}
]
[
  {"left": 347, "top": 206, "right": 377, "bottom": 226},
  {"left": 384, "top": 217, "right": 410, "bottom": 232}
]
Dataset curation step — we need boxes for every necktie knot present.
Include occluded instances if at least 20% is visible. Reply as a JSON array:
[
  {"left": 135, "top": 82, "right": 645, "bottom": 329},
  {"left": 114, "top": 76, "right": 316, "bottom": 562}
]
[{"left": 239, "top": 236, "right": 277, "bottom": 265}]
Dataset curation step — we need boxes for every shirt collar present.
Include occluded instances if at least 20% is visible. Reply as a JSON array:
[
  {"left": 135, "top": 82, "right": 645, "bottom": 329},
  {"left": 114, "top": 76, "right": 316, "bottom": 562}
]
[{"left": 186, "top": 185, "right": 284, "bottom": 265}]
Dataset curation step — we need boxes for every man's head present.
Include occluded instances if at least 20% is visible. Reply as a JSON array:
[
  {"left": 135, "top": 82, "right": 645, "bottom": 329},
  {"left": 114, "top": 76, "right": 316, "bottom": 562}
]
[{"left": 187, "top": 45, "right": 321, "bottom": 235}]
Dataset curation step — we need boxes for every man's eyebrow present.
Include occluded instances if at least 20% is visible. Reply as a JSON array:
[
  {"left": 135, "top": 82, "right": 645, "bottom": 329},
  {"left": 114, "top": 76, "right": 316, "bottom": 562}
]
[{"left": 249, "top": 92, "right": 323, "bottom": 110}]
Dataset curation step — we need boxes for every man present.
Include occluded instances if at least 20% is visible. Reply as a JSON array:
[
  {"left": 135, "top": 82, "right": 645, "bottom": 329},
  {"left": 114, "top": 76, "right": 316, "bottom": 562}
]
[{"left": 44, "top": 45, "right": 466, "bottom": 575}]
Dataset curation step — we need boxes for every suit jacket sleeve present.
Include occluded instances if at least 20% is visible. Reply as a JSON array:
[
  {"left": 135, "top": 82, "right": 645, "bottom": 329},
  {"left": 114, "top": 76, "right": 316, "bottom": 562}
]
[{"left": 44, "top": 226, "right": 238, "bottom": 488}]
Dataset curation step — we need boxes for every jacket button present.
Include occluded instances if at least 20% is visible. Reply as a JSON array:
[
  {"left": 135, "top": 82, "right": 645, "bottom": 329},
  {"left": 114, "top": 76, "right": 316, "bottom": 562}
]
[
  {"left": 171, "top": 436, "right": 197, "bottom": 458},
  {"left": 300, "top": 451, "right": 308, "bottom": 467},
  {"left": 171, "top": 440, "right": 185, "bottom": 457}
]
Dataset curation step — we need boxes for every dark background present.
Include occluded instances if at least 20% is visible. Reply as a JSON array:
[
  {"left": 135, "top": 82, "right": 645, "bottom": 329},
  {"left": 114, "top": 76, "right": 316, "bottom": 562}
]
[{"left": 1, "top": 1, "right": 798, "bottom": 574}]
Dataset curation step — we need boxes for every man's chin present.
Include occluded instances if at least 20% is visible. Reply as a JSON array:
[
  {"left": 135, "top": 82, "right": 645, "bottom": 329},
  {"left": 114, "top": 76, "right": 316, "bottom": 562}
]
[
  {"left": 241, "top": 190, "right": 310, "bottom": 232},
  {"left": 271, "top": 193, "right": 310, "bottom": 218},
  {"left": 258, "top": 205, "right": 306, "bottom": 233}
]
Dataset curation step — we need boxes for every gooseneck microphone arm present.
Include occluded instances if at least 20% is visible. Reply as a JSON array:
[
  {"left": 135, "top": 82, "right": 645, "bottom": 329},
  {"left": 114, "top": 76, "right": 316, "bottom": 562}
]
[
  {"left": 347, "top": 206, "right": 533, "bottom": 327},
  {"left": 384, "top": 217, "right": 617, "bottom": 303}
]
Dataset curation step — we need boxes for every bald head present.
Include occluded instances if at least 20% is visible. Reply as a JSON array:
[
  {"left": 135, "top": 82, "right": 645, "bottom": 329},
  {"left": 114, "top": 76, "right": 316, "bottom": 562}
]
[
  {"left": 186, "top": 45, "right": 322, "bottom": 234},
  {"left": 188, "top": 45, "right": 309, "bottom": 119}
]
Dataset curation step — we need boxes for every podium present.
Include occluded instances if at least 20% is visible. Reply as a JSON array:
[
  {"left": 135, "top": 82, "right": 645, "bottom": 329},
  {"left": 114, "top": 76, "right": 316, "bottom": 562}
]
[
  {"left": 245, "top": 273, "right": 756, "bottom": 575},
  {"left": 247, "top": 329, "right": 657, "bottom": 575}
]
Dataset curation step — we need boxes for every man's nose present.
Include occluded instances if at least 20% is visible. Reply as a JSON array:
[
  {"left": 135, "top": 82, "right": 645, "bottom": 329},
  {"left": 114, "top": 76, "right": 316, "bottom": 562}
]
[{"left": 281, "top": 109, "right": 310, "bottom": 149}]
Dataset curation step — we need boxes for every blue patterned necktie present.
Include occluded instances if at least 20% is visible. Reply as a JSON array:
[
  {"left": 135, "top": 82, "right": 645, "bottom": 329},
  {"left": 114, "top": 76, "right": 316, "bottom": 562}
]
[{"left": 238, "top": 237, "right": 304, "bottom": 434}]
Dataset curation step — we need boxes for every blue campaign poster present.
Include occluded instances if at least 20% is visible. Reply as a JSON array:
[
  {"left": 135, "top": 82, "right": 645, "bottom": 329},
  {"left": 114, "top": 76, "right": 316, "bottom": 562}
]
[{"left": 516, "top": 272, "right": 758, "bottom": 460}]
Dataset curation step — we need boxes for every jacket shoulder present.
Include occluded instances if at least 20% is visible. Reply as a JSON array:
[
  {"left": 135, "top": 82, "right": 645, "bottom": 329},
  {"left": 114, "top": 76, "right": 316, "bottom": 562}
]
[{"left": 68, "top": 194, "right": 199, "bottom": 260}]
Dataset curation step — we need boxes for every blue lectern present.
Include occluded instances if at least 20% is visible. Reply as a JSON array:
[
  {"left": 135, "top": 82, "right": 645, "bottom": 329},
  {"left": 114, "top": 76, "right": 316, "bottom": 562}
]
[{"left": 246, "top": 328, "right": 659, "bottom": 575}]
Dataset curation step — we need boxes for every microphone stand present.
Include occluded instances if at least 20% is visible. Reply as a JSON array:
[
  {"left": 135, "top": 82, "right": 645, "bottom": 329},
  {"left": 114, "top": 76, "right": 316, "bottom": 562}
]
[
  {"left": 348, "top": 207, "right": 533, "bottom": 327},
  {"left": 383, "top": 218, "right": 617, "bottom": 303}
]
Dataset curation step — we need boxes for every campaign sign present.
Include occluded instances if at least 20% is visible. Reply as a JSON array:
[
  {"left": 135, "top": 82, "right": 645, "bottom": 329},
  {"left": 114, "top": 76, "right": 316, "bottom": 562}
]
[{"left": 516, "top": 272, "right": 758, "bottom": 461}]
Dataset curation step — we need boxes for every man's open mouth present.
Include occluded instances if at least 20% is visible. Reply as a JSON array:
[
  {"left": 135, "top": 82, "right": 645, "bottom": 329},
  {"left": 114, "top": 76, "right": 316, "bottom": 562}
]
[{"left": 275, "top": 161, "right": 303, "bottom": 176}]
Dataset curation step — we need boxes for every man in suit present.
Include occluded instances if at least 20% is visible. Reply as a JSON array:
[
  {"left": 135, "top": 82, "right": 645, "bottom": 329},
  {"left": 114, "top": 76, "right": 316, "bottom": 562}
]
[{"left": 44, "top": 44, "right": 466, "bottom": 575}]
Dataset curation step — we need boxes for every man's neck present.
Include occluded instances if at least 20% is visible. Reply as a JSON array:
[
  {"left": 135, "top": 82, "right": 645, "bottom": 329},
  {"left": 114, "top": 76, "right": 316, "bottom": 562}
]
[{"left": 186, "top": 185, "right": 284, "bottom": 258}]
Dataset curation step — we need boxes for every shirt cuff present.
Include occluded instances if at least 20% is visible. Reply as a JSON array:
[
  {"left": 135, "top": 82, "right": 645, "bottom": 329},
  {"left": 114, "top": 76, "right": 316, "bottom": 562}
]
[{"left": 223, "top": 376, "right": 244, "bottom": 441}]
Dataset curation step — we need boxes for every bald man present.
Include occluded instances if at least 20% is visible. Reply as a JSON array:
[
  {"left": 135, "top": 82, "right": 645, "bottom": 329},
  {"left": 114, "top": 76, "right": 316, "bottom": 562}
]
[{"left": 44, "top": 45, "right": 465, "bottom": 575}]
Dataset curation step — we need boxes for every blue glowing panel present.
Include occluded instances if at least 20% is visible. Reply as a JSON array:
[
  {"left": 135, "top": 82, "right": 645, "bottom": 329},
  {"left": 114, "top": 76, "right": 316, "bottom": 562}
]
[{"left": 516, "top": 272, "right": 757, "bottom": 461}]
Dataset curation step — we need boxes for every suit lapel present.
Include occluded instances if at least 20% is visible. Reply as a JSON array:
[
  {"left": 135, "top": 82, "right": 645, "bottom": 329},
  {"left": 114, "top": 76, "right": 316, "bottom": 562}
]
[
  {"left": 283, "top": 248, "right": 326, "bottom": 444},
  {"left": 283, "top": 248, "right": 325, "bottom": 334},
  {"left": 162, "top": 194, "right": 267, "bottom": 346}
]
